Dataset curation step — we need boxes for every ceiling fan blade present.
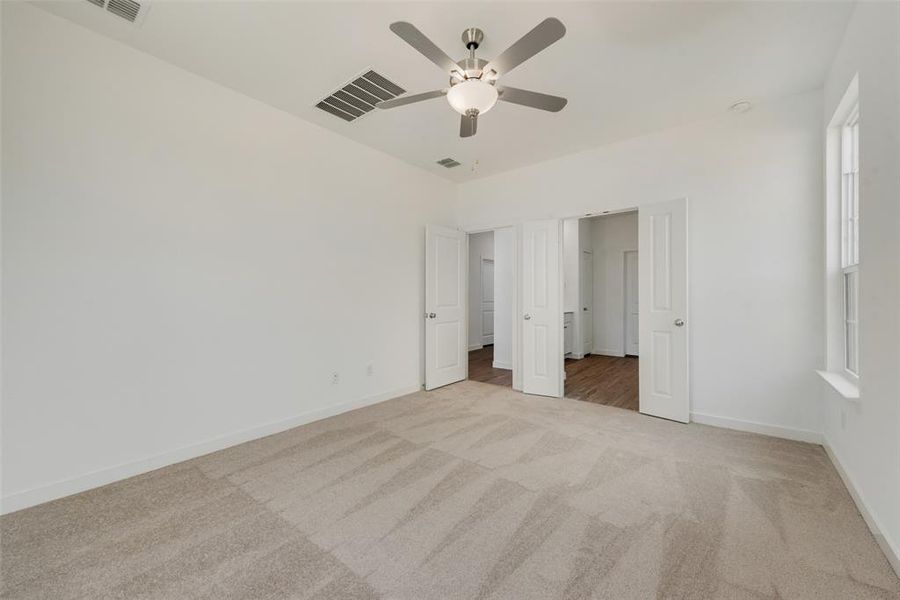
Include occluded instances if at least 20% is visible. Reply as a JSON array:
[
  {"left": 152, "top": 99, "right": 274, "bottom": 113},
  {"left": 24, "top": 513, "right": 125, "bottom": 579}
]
[
  {"left": 389, "top": 22, "right": 463, "bottom": 77},
  {"left": 460, "top": 113, "right": 478, "bottom": 138},
  {"left": 497, "top": 86, "right": 567, "bottom": 112},
  {"left": 376, "top": 89, "right": 446, "bottom": 109},
  {"left": 482, "top": 18, "right": 566, "bottom": 79}
]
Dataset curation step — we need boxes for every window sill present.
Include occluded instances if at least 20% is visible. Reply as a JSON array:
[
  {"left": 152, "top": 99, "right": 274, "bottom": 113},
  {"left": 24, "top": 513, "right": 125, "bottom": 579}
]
[{"left": 817, "top": 370, "right": 860, "bottom": 401}]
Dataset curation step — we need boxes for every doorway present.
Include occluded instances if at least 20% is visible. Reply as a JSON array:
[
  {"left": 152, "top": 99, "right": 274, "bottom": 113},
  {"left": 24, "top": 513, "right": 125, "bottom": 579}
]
[
  {"left": 467, "top": 229, "right": 514, "bottom": 388},
  {"left": 425, "top": 198, "right": 688, "bottom": 422},
  {"left": 563, "top": 211, "right": 640, "bottom": 411}
]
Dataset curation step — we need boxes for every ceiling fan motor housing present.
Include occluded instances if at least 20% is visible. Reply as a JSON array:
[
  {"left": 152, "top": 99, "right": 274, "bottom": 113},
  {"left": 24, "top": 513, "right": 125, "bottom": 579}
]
[
  {"left": 461, "top": 27, "right": 484, "bottom": 50},
  {"left": 451, "top": 57, "right": 490, "bottom": 84}
]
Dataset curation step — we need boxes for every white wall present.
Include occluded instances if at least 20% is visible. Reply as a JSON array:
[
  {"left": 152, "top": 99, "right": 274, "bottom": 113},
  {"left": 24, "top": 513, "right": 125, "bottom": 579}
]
[
  {"left": 467, "top": 231, "right": 494, "bottom": 350},
  {"left": 587, "top": 212, "right": 638, "bottom": 357},
  {"left": 492, "top": 228, "right": 514, "bottom": 370},
  {"left": 456, "top": 90, "right": 825, "bottom": 440},
  {"left": 0, "top": 3, "right": 455, "bottom": 512},
  {"left": 820, "top": 1, "right": 900, "bottom": 574}
]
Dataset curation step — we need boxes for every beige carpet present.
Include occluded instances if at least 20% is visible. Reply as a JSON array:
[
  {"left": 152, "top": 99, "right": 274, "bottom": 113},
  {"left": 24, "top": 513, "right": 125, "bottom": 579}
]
[{"left": 2, "top": 381, "right": 898, "bottom": 599}]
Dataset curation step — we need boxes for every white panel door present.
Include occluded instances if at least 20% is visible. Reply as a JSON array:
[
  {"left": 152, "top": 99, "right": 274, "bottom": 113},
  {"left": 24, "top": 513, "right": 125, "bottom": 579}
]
[
  {"left": 522, "top": 220, "right": 563, "bottom": 398},
  {"left": 639, "top": 199, "right": 688, "bottom": 422},
  {"left": 625, "top": 250, "right": 640, "bottom": 356},
  {"left": 581, "top": 250, "right": 594, "bottom": 355},
  {"left": 425, "top": 225, "right": 467, "bottom": 391},
  {"left": 481, "top": 258, "right": 495, "bottom": 345}
]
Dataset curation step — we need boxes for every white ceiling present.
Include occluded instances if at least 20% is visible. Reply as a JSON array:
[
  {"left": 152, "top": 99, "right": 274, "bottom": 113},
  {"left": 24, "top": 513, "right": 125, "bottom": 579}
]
[{"left": 36, "top": 1, "right": 853, "bottom": 181}]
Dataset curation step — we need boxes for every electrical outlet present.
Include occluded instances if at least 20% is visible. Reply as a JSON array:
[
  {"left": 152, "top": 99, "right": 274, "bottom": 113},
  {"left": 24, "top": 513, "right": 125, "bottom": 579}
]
[
  {"left": 331, "top": 372, "right": 339, "bottom": 385},
  {"left": 366, "top": 364, "right": 374, "bottom": 376}
]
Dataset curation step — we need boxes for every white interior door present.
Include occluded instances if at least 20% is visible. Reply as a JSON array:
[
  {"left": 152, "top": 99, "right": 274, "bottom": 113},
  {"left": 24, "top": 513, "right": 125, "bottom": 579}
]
[
  {"left": 481, "top": 258, "right": 495, "bottom": 345},
  {"left": 425, "top": 225, "right": 467, "bottom": 390},
  {"left": 581, "top": 250, "right": 594, "bottom": 355},
  {"left": 639, "top": 199, "right": 688, "bottom": 422},
  {"left": 522, "top": 220, "right": 563, "bottom": 397},
  {"left": 625, "top": 250, "right": 639, "bottom": 355}
]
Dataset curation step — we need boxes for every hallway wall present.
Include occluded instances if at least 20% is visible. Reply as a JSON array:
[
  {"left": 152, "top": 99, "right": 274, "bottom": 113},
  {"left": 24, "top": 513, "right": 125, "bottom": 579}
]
[
  {"left": 493, "top": 229, "right": 515, "bottom": 370},
  {"left": 467, "top": 231, "right": 494, "bottom": 350},
  {"left": 588, "top": 212, "right": 639, "bottom": 357}
]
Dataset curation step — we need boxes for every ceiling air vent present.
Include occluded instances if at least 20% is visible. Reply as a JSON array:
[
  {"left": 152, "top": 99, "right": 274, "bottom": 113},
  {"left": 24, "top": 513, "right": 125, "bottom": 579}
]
[
  {"left": 84, "top": 0, "right": 151, "bottom": 24},
  {"left": 437, "top": 158, "right": 461, "bottom": 168},
  {"left": 315, "top": 70, "right": 405, "bottom": 123}
]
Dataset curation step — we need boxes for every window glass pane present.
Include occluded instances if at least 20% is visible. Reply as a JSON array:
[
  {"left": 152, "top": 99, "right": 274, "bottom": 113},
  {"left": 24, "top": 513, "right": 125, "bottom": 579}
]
[
  {"left": 852, "top": 173, "right": 859, "bottom": 265},
  {"left": 842, "top": 125, "right": 852, "bottom": 174},
  {"left": 844, "top": 270, "right": 859, "bottom": 375},
  {"left": 842, "top": 173, "right": 850, "bottom": 267},
  {"left": 846, "top": 322, "right": 858, "bottom": 374},
  {"left": 844, "top": 271, "right": 857, "bottom": 320},
  {"left": 847, "top": 171, "right": 857, "bottom": 265},
  {"left": 840, "top": 106, "right": 860, "bottom": 268}
]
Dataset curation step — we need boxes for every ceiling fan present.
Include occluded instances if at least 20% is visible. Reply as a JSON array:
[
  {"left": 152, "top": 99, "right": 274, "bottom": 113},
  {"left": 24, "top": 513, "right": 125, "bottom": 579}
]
[{"left": 376, "top": 18, "right": 568, "bottom": 138}]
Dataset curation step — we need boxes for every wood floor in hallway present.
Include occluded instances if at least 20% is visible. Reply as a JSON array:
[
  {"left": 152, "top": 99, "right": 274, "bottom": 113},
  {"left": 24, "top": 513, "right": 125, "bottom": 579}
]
[
  {"left": 469, "top": 346, "right": 638, "bottom": 411},
  {"left": 470, "top": 348, "right": 638, "bottom": 411},
  {"left": 468, "top": 346, "right": 512, "bottom": 387},
  {"left": 565, "top": 354, "right": 639, "bottom": 411}
]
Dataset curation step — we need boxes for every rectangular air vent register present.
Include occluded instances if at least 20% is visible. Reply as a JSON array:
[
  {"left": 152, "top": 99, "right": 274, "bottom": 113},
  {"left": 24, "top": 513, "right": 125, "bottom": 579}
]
[
  {"left": 316, "top": 70, "right": 405, "bottom": 123},
  {"left": 86, "top": 0, "right": 151, "bottom": 24}
]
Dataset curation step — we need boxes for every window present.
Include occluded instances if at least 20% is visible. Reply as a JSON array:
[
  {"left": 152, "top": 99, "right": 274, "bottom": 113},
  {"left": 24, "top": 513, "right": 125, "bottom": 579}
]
[
  {"left": 821, "top": 77, "right": 860, "bottom": 397},
  {"left": 840, "top": 104, "right": 859, "bottom": 377}
]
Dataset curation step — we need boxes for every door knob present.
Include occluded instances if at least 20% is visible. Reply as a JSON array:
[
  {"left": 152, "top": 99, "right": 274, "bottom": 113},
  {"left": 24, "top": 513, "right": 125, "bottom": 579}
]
[
  {"left": 427, "top": 313, "right": 436, "bottom": 319},
  {"left": 524, "top": 313, "right": 532, "bottom": 320},
  {"left": 674, "top": 318, "right": 685, "bottom": 327}
]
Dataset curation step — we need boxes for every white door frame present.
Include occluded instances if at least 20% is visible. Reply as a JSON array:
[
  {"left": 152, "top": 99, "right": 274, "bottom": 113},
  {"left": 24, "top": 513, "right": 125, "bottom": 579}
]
[
  {"left": 458, "top": 199, "right": 688, "bottom": 419},
  {"left": 562, "top": 204, "right": 693, "bottom": 415}
]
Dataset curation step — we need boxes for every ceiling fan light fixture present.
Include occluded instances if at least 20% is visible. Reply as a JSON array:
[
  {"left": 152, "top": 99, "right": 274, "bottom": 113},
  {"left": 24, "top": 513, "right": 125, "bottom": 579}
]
[{"left": 447, "top": 79, "right": 498, "bottom": 116}]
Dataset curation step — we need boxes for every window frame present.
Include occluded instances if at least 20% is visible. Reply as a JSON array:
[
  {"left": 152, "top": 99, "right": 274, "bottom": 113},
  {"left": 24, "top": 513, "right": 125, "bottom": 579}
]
[
  {"left": 839, "top": 101, "right": 860, "bottom": 382},
  {"left": 821, "top": 76, "right": 860, "bottom": 398}
]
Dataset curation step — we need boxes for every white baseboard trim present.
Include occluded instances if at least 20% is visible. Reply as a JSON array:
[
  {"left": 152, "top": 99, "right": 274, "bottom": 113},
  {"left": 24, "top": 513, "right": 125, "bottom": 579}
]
[
  {"left": 468, "top": 344, "right": 483, "bottom": 351},
  {"left": 823, "top": 442, "right": 900, "bottom": 579},
  {"left": 690, "top": 411, "right": 823, "bottom": 444},
  {"left": 492, "top": 360, "right": 512, "bottom": 370},
  {"left": 0, "top": 383, "right": 422, "bottom": 515},
  {"left": 591, "top": 349, "right": 625, "bottom": 358}
]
